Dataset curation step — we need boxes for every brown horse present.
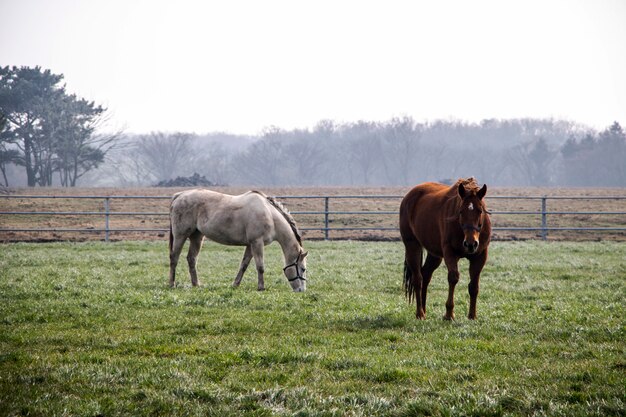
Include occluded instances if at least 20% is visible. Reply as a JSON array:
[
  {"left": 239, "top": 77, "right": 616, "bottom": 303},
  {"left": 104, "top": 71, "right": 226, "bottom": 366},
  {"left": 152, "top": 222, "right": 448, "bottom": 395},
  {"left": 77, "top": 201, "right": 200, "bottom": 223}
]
[{"left": 399, "top": 178, "right": 491, "bottom": 320}]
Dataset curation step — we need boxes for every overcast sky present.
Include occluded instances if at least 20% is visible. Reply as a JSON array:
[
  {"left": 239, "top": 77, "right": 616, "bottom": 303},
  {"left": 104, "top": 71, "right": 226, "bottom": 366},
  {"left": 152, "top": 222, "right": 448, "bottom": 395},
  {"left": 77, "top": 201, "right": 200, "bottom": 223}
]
[{"left": 1, "top": 0, "right": 625, "bottom": 135}]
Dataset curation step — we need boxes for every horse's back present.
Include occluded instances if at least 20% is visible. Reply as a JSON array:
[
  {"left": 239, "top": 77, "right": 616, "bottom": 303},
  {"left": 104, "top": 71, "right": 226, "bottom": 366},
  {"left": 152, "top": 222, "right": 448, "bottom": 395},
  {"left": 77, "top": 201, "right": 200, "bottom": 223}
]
[
  {"left": 170, "top": 189, "right": 227, "bottom": 232},
  {"left": 171, "top": 189, "right": 230, "bottom": 215},
  {"left": 400, "top": 182, "right": 451, "bottom": 221},
  {"left": 170, "top": 189, "right": 273, "bottom": 245},
  {"left": 172, "top": 189, "right": 265, "bottom": 211},
  {"left": 402, "top": 182, "right": 449, "bottom": 205},
  {"left": 400, "top": 182, "right": 453, "bottom": 254}
]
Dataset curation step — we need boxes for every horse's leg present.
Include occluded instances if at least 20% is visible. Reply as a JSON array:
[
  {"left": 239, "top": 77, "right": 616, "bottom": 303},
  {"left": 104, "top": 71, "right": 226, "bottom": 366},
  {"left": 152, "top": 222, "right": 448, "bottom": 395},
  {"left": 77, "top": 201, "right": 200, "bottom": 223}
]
[
  {"left": 250, "top": 240, "right": 266, "bottom": 291},
  {"left": 443, "top": 252, "right": 460, "bottom": 320},
  {"left": 467, "top": 249, "right": 488, "bottom": 319},
  {"left": 404, "top": 240, "right": 425, "bottom": 319},
  {"left": 186, "top": 230, "right": 204, "bottom": 287},
  {"left": 232, "top": 245, "right": 252, "bottom": 287},
  {"left": 421, "top": 253, "right": 442, "bottom": 316},
  {"left": 169, "top": 235, "right": 187, "bottom": 287}
]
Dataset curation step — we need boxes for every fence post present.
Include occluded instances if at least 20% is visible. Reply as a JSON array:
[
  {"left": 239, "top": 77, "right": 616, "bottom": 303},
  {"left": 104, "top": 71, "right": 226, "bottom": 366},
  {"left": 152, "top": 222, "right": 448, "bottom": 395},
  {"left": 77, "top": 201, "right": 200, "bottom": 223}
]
[
  {"left": 324, "top": 197, "right": 329, "bottom": 240},
  {"left": 104, "top": 197, "right": 110, "bottom": 242},
  {"left": 541, "top": 196, "right": 547, "bottom": 241}
]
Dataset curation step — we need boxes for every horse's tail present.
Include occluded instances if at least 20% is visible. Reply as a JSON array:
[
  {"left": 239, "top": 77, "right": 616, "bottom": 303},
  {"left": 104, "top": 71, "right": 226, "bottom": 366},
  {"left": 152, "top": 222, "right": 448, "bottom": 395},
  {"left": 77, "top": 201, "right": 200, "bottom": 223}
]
[
  {"left": 169, "top": 221, "right": 173, "bottom": 253},
  {"left": 403, "top": 260, "right": 415, "bottom": 304},
  {"left": 169, "top": 192, "right": 182, "bottom": 253}
]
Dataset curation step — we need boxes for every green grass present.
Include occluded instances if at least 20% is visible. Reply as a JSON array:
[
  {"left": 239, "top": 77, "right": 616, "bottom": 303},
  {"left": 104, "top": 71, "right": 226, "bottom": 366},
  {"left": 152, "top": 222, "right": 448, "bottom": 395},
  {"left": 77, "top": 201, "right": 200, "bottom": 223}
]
[{"left": 0, "top": 240, "right": 624, "bottom": 416}]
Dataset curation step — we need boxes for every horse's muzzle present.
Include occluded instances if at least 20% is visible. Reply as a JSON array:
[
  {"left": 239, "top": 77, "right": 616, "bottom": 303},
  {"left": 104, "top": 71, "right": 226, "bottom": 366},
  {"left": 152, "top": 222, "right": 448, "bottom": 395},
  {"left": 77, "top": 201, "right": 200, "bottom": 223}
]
[{"left": 463, "top": 239, "right": 479, "bottom": 253}]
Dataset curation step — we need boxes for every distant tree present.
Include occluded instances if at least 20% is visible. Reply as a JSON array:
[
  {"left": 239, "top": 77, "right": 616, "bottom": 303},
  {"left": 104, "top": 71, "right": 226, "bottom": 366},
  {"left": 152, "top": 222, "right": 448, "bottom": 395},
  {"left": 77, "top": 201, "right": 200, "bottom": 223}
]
[
  {"left": 0, "top": 66, "right": 64, "bottom": 185},
  {"left": 379, "top": 116, "right": 421, "bottom": 185},
  {"left": 0, "top": 112, "right": 20, "bottom": 186},
  {"left": 596, "top": 122, "right": 626, "bottom": 185},
  {"left": 560, "top": 122, "right": 626, "bottom": 186},
  {"left": 0, "top": 66, "right": 118, "bottom": 186},
  {"left": 283, "top": 129, "right": 329, "bottom": 185},
  {"left": 192, "top": 142, "right": 232, "bottom": 186},
  {"left": 560, "top": 133, "right": 596, "bottom": 185},
  {"left": 234, "top": 127, "right": 286, "bottom": 185},
  {"left": 131, "top": 132, "right": 195, "bottom": 183},
  {"left": 509, "top": 137, "right": 557, "bottom": 185},
  {"left": 313, "top": 119, "right": 336, "bottom": 140},
  {"left": 49, "top": 95, "right": 120, "bottom": 186},
  {"left": 341, "top": 121, "right": 381, "bottom": 185},
  {"left": 96, "top": 139, "right": 148, "bottom": 186},
  {"left": 0, "top": 145, "right": 20, "bottom": 187}
]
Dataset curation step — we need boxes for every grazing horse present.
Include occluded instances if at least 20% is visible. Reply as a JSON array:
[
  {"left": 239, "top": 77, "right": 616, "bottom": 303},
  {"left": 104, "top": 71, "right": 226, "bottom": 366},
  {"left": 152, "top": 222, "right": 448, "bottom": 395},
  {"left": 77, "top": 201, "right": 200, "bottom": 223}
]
[
  {"left": 169, "top": 189, "right": 307, "bottom": 292},
  {"left": 399, "top": 178, "right": 491, "bottom": 320}
]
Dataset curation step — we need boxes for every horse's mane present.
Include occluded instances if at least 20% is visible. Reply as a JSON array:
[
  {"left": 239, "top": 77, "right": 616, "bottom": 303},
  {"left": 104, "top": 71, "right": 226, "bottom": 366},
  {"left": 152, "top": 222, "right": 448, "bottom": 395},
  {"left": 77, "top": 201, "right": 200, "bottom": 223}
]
[
  {"left": 444, "top": 177, "right": 484, "bottom": 221},
  {"left": 446, "top": 177, "right": 480, "bottom": 201},
  {"left": 254, "top": 191, "right": 303, "bottom": 245},
  {"left": 455, "top": 177, "right": 480, "bottom": 193}
]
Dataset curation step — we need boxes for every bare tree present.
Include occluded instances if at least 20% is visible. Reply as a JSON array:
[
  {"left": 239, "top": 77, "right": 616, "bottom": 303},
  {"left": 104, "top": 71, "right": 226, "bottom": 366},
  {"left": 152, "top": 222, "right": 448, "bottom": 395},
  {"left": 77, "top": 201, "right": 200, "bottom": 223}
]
[
  {"left": 193, "top": 142, "right": 232, "bottom": 186},
  {"left": 133, "top": 132, "right": 195, "bottom": 183},
  {"left": 282, "top": 129, "right": 329, "bottom": 185},
  {"left": 341, "top": 121, "right": 381, "bottom": 185},
  {"left": 509, "top": 137, "right": 557, "bottom": 185},
  {"left": 380, "top": 116, "right": 421, "bottom": 185},
  {"left": 233, "top": 127, "right": 286, "bottom": 185}
]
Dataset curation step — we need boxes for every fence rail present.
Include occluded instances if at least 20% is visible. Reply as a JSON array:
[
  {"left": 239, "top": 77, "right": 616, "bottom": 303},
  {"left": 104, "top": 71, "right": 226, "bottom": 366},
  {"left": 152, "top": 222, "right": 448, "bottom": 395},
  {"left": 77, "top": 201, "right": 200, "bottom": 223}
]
[{"left": 1, "top": 194, "right": 625, "bottom": 241}]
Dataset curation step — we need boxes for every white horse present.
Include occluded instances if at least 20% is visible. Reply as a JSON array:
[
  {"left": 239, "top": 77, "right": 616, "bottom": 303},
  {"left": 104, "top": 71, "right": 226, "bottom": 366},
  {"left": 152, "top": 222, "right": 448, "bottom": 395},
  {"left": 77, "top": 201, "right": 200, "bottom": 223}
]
[{"left": 168, "top": 189, "right": 307, "bottom": 292}]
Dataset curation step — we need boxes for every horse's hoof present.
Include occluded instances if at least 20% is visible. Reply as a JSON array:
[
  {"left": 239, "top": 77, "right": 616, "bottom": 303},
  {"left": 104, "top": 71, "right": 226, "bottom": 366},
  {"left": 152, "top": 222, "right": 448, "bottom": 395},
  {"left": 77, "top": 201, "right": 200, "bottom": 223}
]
[{"left": 257, "top": 287, "right": 265, "bottom": 291}]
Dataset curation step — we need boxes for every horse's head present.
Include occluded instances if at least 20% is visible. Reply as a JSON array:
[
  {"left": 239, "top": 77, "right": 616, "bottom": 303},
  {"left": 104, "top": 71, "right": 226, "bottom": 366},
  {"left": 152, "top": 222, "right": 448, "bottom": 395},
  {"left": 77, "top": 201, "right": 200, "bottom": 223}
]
[
  {"left": 283, "top": 250, "right": 308, "bottom": 292},
  {"left": 457, "top": 183, "right": 488, "bottom": 254}
]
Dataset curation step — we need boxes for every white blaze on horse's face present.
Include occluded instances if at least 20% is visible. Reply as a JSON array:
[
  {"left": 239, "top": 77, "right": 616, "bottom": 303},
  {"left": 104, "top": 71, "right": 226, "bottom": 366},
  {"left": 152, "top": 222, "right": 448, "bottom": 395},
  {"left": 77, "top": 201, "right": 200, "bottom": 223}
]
[
  {"left": 459, "top": 198, "right": 484, "bottom": 254},
  {"left": 458, "top": 183, "right": 487, "bottom": 254}
]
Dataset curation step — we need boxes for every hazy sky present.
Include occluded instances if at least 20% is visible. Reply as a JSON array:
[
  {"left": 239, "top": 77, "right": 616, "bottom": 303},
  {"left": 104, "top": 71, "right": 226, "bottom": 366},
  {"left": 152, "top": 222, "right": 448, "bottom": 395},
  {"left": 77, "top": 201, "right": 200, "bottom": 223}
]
[{"left": 1, "top": 0, "right": 625, "bottom": 135}]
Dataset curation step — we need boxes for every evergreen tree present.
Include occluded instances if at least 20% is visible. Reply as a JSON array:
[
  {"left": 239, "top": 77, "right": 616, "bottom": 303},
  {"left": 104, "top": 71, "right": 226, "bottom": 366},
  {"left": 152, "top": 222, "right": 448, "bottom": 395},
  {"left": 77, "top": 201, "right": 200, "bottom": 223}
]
[{"left": 0, "top": 66, "right": 118, "bottom": 186}]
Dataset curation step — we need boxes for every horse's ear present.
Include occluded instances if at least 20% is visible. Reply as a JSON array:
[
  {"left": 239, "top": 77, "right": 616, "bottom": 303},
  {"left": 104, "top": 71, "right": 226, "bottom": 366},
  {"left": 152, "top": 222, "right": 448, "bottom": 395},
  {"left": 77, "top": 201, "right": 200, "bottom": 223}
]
[
  {"left": 301, "top": 251, "right": 308, "bottom": 258},
  {"left": 478, "top": 184, "right": 487, "bottom": 200},
  {"left": 458, "top": 183, "right": 466, "bottom": 199}
]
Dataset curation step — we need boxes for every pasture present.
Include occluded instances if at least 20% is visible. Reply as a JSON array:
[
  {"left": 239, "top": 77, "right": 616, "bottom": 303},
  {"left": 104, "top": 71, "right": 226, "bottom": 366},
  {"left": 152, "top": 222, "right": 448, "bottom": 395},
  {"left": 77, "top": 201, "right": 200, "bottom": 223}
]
[{"left": 0, "top": 240, "right": 624, "bottom": 416}]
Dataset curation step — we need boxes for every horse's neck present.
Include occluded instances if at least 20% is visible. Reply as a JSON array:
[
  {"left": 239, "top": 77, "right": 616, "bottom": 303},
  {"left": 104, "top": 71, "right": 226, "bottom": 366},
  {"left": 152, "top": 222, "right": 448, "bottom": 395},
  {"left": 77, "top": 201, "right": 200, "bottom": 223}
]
[{"left": 272, "top": 213, "right": 301, "bottom": 262}]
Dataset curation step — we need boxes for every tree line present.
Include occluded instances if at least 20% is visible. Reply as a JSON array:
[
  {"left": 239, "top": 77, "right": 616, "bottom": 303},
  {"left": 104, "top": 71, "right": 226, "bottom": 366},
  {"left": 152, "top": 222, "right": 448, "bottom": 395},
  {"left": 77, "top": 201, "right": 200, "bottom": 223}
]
[
  {"left": 2, "top": 66, "right": 625, "bottom": 188},
  {"left": 98, "top": 119, "right": 625, "bottom": 187}
]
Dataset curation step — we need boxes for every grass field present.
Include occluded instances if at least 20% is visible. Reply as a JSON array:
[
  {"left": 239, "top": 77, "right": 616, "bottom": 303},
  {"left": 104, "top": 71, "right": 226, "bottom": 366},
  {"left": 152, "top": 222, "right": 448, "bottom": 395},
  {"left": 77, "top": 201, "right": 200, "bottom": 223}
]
[{"left": 0, "top": 240, "right": 624, "bottom": 416}]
